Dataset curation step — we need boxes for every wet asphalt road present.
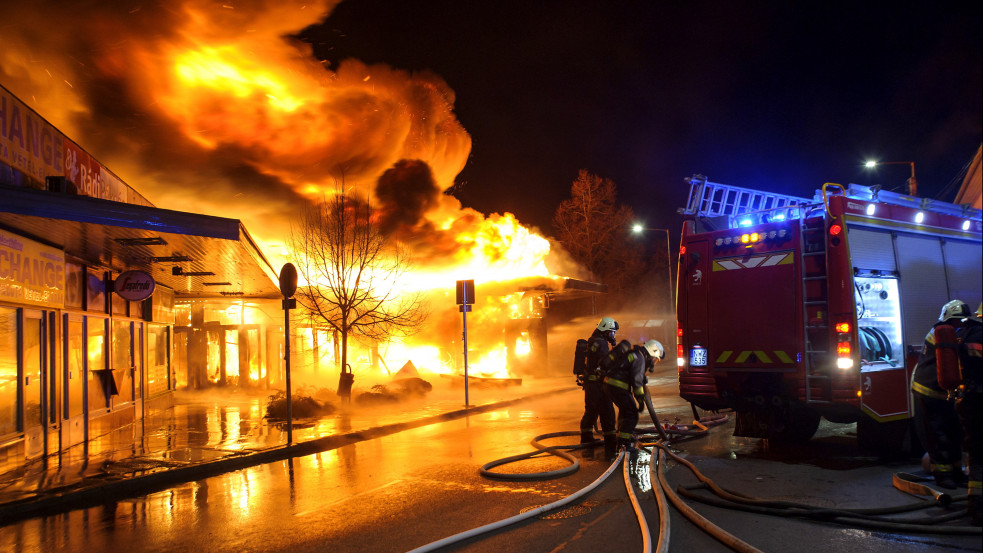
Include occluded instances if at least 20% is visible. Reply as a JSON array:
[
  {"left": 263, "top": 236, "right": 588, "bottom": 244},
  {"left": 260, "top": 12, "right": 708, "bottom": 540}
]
[{"left": 1, "top": 370, "right": 979, "bottom": 553}]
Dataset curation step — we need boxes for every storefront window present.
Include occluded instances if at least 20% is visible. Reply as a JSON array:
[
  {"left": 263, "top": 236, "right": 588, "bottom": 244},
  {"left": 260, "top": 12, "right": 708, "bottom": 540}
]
[
  {"left": 23, "top": 316, "right": 42, "bottom": 430},
  {"left": 87, "top": 318, "right": 108, "bottom": 412},
  {"left": 65, "top": 317, "right": 84, "bottom": 418},
  {"left": 0, "top": 308, "right": 17, "bottom": 435},
  {"left": 86, "top": 268, "right": 106, "bottom": 313},
  {"left": 226, "top": 329, "right": 239, "bottom": 385},
  {"left": 113, "top": 320, "right": 133, "bottom": 404},
  {"left": 147, "top": 324, "right": 170, "bottom": 396},
  {"left": 206, "top": 330, "right": 221, "bottom": 384},
  {"left": 65, "top": 263, "right": 84, "bottom": 310}
]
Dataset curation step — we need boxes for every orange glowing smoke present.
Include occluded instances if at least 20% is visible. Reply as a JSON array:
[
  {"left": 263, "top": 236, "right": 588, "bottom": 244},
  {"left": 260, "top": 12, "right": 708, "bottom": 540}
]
[{"left": 0, "top": 1, "right": 585, "bottom": 380}]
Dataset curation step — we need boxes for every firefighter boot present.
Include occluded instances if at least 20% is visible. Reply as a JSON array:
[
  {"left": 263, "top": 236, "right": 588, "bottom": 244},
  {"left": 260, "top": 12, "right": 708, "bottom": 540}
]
[
  {"left": 580, "top": 431, "right": 595, "bottom": 460},
  {"left": 603, "top": 435, "right": 618, "bottom": 462}
]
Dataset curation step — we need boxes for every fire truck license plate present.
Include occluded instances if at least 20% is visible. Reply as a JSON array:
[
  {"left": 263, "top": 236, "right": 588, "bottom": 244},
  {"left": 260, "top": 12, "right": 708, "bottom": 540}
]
[{"left": 690, "top": 346, "right": 707, "bottom": 367}]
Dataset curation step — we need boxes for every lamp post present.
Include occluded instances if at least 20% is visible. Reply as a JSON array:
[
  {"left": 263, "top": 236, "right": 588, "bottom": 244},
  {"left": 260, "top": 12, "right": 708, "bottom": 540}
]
[{"left": 864, "top": 160, "right": 917, "bottom": 197}]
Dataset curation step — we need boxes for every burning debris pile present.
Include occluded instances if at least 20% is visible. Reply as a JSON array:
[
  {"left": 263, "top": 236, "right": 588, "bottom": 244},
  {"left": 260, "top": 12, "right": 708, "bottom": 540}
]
[{"left": 265, "top": 386, "right": 337, "bottom": 420}]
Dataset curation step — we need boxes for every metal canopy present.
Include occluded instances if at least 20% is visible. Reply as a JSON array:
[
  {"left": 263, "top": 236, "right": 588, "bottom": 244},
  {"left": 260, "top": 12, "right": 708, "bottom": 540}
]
[{"left": 0, "top": 185, "right": 281, "bottom": 299}]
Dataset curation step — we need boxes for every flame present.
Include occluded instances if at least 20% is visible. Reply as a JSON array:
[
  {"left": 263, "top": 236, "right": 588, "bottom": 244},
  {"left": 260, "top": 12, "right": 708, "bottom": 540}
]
[{"left": 0, "top": 1, "right": 587, "bottom": 385}]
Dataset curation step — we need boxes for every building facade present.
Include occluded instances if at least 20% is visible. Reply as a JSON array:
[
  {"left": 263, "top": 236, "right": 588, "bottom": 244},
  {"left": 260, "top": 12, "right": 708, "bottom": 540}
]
[{"left": 1, "top": 83, "right": 282, "bottom": 474}]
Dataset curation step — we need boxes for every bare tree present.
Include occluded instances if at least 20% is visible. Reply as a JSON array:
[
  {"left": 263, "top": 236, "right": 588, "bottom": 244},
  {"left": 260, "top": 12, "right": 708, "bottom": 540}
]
[
  {"left": 292, "top": 191, "right": 428, "bottom": 401},
  {"left": 552, "top": 170, "right": 644, "bottom": 297}
]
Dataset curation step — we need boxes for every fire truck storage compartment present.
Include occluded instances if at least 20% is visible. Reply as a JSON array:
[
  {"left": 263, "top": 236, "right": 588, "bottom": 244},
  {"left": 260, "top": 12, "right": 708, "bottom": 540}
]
[
  {"left": 847, "top": 226, "right": 982, "bottom": 426},
  {"left": 848, "top": 226, "right": 983, "bottom": 353},
  {"left": 853, "top": 274, "right": 901, "bottom": 367}
]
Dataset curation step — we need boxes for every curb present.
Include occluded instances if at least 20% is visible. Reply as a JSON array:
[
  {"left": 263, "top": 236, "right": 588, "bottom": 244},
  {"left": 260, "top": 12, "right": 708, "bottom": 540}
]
[{"left": 0, "top": 387, "right": 575, "bottom": 526}]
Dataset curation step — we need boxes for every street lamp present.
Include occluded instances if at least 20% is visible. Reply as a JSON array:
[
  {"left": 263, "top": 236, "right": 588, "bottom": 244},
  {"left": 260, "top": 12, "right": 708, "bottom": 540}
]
[{"left": 864, "top": 160, "right": 917, "bottom": 197}]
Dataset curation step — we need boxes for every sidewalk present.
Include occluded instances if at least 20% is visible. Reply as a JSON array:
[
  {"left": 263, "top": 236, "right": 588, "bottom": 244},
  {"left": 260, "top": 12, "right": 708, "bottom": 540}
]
[{"left": 0, "top": 376, "right": 576, "bottom": 525}]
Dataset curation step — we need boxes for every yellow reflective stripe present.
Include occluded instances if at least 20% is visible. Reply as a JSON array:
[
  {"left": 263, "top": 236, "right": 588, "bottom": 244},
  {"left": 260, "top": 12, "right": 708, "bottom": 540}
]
[
  {"left": 930, "top": 463, "right": 955, "bottom": 472},
  {"left": 633, "top": 386, "right": 644, "bottom": 395},
  {"left": 912, "top": 381, "right": 947, "bottom": 399},
  {"left": 604, "top": 377, "right": 629, "bottom": 390},
  {"left": 585, "top": 374, "right": 599, "bottom": 381},
  {"left": 925, "top": 330, "right": 936, "bottom": 346},
  {"left": 713, "top": 252, "right": 793, "bottom": 271},
  {"left": 714, "top": 350, "right": 793, "bottom": 364},
  {"left": 969, "top": 481, "right": 982, "bottom": 496}
]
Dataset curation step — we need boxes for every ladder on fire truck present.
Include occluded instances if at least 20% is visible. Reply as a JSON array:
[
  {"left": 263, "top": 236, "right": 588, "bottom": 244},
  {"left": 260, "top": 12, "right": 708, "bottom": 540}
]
[
  {"left": 679, "top": 174, "right": 815, "bottom": 220},
  {"left": 799, "top": 211, "right": 831, "bottom": 404},
  {"left": 680, "top": 175, "right": 831, "bottom": 402}
]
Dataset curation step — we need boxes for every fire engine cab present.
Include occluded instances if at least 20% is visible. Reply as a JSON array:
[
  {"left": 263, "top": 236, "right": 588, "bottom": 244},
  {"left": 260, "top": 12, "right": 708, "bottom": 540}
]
[{"left": 675, "top": 175, "right": 982, "bottom": 448}]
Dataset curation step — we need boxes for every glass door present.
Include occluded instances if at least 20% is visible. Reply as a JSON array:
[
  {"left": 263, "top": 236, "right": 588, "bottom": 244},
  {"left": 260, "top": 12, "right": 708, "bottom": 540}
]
[{"left": 22, "top": 310, "right": 46, "bottom": 459}]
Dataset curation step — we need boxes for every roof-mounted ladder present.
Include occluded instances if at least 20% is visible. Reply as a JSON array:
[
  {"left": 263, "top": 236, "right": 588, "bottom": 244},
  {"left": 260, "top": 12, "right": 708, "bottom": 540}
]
[{"left": 678, "top": 174, "right": 816, "bottom": 219}]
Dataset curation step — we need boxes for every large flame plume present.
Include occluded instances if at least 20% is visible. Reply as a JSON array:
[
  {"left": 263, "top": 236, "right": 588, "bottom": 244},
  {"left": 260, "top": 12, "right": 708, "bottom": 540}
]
[{"left": 0, "top": 1, "right": 585, "bottom": 382}]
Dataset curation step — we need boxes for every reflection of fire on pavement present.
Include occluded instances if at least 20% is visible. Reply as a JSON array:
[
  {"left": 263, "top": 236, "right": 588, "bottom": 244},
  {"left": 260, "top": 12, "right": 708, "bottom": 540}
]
[{"left": 440, "top": 374, "right": 523, "bottom": 388}]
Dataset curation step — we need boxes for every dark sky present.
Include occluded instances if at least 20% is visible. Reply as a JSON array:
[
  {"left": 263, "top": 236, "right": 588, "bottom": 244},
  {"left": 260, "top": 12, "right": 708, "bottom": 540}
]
[{"left": 300, "top": 1, "right": 982, "bottom": 235}]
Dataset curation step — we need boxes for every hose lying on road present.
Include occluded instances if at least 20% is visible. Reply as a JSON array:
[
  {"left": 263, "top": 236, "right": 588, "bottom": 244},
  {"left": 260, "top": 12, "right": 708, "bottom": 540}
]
[
  {"left": 479, "top": 431, "right": 583, "bottom": 480},
  {"left": 648, "top": 445, "right": 765, "bottom": 553},
  {"left": 406, "top": 449, "right": 626, "bottom": 553},
  {"left": 624, "top": 449, "right": 654, "bottom": 553},
  {"left": 651, "top": 441, "right": 982, "bottom": 537}
]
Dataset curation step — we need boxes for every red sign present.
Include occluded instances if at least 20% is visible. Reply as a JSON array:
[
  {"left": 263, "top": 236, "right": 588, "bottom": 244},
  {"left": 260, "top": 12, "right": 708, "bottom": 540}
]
[{"left": 114, "top": 270, "right": 155, "bottom": 301}]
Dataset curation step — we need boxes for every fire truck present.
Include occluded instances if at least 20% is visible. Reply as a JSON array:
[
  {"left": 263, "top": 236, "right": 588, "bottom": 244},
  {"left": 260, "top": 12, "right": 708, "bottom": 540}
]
[{"left": 675, "top": 175, "right": 982, "bottom": 448}]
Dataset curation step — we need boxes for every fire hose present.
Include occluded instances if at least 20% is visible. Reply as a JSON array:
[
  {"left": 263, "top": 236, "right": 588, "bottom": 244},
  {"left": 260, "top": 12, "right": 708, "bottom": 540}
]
[
  {"left": 412, "top": 389, "right": 979, "bottom": 553},
  {"left": 414, "top": 388, "right": 685, "bottom": 553},
  {"left": 649, "top": 441, "right": 981, "bottom": 536},
  {"left": 406, "top": 449, "right": 629, "bottom": 553}
]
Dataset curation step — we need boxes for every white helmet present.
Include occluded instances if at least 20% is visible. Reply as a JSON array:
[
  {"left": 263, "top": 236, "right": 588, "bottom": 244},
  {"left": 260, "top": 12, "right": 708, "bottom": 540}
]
[
  {"left": 597, "top": 317, "right": 619, "bottom": 333},
  {"left": 938, "top": 300, "right": 970, "bottom": 323},
  {"left": 643, "top": 339, "right": 664, "bottom": 361}
]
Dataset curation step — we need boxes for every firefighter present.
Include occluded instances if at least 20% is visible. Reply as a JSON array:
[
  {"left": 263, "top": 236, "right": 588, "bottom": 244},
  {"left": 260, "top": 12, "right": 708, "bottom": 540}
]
[
  {"left": 579, "top": 317, "right": 619, "bottom": 460},
  {"left": 911, "top": 300, "right": 970, "bottom": 489},
  {"left": 954, "top": 303, "right": 982, "bottom": 525},
  {"left": 603, "top": 339, "right": 665, "bottom": 455}
]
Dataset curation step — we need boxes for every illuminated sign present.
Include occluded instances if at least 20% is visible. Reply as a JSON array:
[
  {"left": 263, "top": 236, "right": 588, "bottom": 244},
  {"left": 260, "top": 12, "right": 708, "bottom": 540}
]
[
  {"left": 114, "top": 270, "right": 156, "bottom": 301},
  {"left": 0, "top": 229, "right": 65, "bottom": 308}
]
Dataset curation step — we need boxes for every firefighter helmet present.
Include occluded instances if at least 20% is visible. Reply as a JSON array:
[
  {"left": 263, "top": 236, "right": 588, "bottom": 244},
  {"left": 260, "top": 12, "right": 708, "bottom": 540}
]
[
  {"left": 597, "top": 317, "right": 619, "bottom": 333},
  {"left": 643, "top": 339, "right": 664, "bottom": 361},
  {"left": 938, "top": 300, "right": 970, "bottom": 323}
]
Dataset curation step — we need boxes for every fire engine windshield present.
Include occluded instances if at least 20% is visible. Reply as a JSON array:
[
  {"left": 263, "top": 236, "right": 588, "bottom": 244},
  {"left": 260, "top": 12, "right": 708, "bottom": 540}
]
[{"left": 854, "top": 274, "right": 902, "bottom": 367}]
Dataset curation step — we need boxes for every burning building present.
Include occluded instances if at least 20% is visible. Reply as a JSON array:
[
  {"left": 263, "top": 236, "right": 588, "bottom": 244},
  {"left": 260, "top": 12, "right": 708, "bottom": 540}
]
[{"left": 0, "top": 2, "right": 621, "bottom": 473}]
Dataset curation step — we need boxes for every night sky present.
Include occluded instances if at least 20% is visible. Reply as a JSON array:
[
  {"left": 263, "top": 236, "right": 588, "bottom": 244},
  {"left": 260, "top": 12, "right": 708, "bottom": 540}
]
[{"left": 301, "top": 1, "right": 982, "bottom": 236}]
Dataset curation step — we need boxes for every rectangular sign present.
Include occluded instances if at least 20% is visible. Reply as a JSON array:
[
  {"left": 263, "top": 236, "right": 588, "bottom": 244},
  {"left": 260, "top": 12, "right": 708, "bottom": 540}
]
[
  {"left": 63, "top": 141, "right": 126, "bottom": 203},
  {"left": 0, "top": 229, "right": 65, "bottom": 308},
  {"left": 455, "top": 279, "right": 475, "bottom": 305},
  {"left": 0, "top": 85, "right": 65, "bottom": 187}
]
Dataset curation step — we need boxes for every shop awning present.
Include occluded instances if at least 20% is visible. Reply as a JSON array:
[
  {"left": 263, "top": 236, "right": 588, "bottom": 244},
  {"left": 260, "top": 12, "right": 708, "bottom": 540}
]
[{"left": 0, "top": 184, "right": 281, "bottom": 299}]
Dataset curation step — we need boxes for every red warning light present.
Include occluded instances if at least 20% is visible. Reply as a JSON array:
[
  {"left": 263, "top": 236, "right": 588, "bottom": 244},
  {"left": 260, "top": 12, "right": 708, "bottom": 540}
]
[{"left": 829, "top": 224, "right": 842, "bottom": 236}]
